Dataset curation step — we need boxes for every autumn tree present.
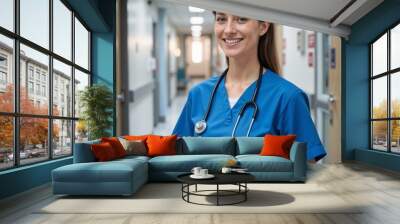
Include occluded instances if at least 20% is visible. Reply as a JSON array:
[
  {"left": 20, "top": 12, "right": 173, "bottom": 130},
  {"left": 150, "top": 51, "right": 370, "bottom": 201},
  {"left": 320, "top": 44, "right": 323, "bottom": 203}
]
[
  {"left": 372, "top": 99, "right": 400, "bottom": 143},
  {"left": 0, "top": 84, "right": 60, "bottom": 152}
]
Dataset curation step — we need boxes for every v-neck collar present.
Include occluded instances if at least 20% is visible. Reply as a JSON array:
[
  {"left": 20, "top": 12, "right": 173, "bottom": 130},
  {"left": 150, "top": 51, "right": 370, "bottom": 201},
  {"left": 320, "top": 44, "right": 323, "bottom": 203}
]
[{"left": 221, "top": 75, "right": 258, "bottom": 112}]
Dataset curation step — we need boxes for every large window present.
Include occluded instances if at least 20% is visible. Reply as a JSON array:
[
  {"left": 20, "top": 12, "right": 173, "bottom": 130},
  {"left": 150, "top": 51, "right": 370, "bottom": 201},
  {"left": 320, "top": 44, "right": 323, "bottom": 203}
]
[
  {"left": 370, "top": 23, "right": 400, "bottom": 154},
  {"left": 0, "top": 0, "right": 91, "bottom": 171}
]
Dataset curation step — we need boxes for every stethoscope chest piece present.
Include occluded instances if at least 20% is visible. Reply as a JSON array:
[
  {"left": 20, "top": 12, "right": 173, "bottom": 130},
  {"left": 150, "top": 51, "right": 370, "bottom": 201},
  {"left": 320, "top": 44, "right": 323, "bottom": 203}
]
[{"left": 194, "top": 119, "right": 207, "bottom": 134}]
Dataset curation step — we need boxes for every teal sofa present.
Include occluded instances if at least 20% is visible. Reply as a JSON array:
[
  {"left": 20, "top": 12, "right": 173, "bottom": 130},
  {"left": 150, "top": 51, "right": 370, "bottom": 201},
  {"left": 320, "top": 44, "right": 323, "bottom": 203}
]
[{"left": 52, "top": 137, "right": 307, "bottom": 196}]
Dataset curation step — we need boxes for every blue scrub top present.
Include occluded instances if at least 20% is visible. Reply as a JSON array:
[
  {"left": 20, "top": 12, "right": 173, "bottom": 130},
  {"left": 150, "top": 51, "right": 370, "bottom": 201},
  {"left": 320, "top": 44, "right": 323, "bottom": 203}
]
[{"left": 172, "top": 69, "right": 326, "bottom": 161}]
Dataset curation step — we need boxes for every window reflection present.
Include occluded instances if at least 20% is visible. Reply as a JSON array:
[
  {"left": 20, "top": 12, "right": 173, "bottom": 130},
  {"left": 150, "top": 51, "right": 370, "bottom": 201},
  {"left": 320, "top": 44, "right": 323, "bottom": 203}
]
[
  {"left": 391, "top": 120, "right": 400, "bottom": 153},
  {"left": 19, "top": 117, "right": 49, "bottom": 165},
  {"left": 74, "top": 69, "right": 89, "bottom": 118},
  {"left": 53, "top": 59, "right": 72, "bottom": 117},
  {"left": 0, "top": 0, "right": 14, "bottom": 31},
  {"left": 20, "top": 0, "right": 49, "bottom": 49},
  {"left": 372, "top": 121, "right": 388, "bottom": 151},
  {"left": 0, "top": 34, "right": 14, "bottom": 113},
  {"left": 0, "top": 116, "right": 13, "bottom": 170},
  {"left": 74, "top": 18, "right": 89, "bottom": 70},
  {"left": 20, "top": 44, "right": 49, "bottom": 115},
  {"left": 53, "top": 119, "right": 72, "bottom": 157},
  {"left": 391, "top": 72, "right": 400, "bottom": 118},
  {"left": 53, "top": 0, "right": 72, "bottom": 60},
  {"left": 372, "top": 33, "right": 387, "bottom": 76},
  {"left": 391, "top": 24, "right": 400, "bottom": 70},
  {"left": 372, "top": 77, "right": 387, "bottom": 119}
]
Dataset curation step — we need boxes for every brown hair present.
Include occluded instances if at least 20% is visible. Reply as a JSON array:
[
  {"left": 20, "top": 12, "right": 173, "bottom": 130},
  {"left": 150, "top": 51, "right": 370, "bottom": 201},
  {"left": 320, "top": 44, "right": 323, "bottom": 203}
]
[
  {"left": 258, "top": 23, "right": 281, "bottom": 74},
  {"left": 213, "top": 12, "right": 281, "bottom": 74}
]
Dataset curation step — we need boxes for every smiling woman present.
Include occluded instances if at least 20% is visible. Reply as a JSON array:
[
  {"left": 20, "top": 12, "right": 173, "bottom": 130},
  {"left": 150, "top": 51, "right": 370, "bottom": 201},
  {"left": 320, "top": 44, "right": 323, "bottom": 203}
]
[{"left": 172, "top": 12, "right": 327, "bottom": 161}]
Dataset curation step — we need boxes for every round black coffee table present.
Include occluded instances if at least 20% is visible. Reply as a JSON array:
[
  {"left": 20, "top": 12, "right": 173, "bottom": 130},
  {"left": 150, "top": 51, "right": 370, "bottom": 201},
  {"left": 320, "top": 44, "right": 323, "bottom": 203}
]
[{"left": 177, "top": 173, "right": 255, "bottom": 206}]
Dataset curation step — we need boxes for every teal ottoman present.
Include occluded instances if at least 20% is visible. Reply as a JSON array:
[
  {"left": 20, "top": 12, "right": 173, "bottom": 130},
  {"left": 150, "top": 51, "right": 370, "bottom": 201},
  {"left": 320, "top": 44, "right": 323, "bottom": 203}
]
[{"left": 52, "top": 156, "right": 148, "bottom": 196}]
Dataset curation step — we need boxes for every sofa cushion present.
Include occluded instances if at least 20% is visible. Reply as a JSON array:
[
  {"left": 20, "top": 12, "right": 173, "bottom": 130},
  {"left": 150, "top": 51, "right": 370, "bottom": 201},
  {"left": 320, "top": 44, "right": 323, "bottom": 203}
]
[
  {"left": 91, "top": 142, "right": 118, "bottom": 161},
  {"left": 177, "top": 137, "right": 235, "bottom": 155},
  {"left": 236, "top": 155, "right": 293, "bottom": 172},
  {"left": 52, "top": 158, "right": 147, "bottom": 183},
  {"left": 147, "top": 135, "right": 177, "bottom": 157},
  {"left": 148, "top": 154, "right": 235, "bottom": 172},
  {"left": 118, "top": 138, "right": 147, "bottom": 156},
  {"left": 73, "top": 139, "right": 100, "bottom": 163},
  {"left": 115, "top": 155, "right": 150, "bottom": 163},
  {"left": 235, "top": 137, "right": 264, "bottom": 155},
  {"left": 101, "top": 137, "right": 127, "bottom": 158},
  {"left": 260, "top": 134, "right": 296, "bottom": 159}
]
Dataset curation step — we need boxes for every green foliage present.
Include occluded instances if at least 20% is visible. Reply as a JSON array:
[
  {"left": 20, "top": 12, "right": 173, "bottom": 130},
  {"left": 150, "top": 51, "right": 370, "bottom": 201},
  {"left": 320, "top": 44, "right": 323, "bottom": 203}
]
[{"left": 79, "top": 84, "right": 113, "bottom": 140}]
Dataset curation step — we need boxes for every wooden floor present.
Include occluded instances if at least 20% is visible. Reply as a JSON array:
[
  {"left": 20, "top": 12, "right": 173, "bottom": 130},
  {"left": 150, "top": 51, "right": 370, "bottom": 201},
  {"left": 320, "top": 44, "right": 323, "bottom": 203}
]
[{"left": 1, "top": 162, "right": 400, "bottom": 224}]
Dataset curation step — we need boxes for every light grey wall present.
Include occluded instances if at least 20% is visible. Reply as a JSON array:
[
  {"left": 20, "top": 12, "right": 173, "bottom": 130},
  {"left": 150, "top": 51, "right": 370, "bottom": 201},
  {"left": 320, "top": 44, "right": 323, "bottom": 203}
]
[
  {"left": 126, "top": 0, "right": 156, "bottom": 134},
  {"left": 125, "top": 0, "right": 179, "bottom": 134}
]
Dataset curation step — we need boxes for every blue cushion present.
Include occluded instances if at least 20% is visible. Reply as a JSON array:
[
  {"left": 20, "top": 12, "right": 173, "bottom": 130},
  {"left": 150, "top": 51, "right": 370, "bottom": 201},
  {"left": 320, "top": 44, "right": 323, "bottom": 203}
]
[
  {"left": 149, "top": 154, "right": 235, "bottom": 172},
  {"left": 73, "top": 139, "right": 100, "bottom": 163},
  {"left": 236, "top": 155, "right": 293, "bottom": 172},
  {"left": 177, "top": 137, "right": 236, "bottom": 155},
  {"left": 235, "top": 137, "right": 264, "bottom": 155}
]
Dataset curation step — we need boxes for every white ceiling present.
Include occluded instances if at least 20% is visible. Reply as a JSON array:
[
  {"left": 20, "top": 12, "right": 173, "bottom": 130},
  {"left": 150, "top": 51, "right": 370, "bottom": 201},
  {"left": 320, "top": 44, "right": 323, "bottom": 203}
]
[
  {"left": 154, "top": 0, "right": 215, "bottom": 35},
  {"left": 158, "top": 0, "right": 384, "bottom": 38},
  {"left": 226, "top": 0, "right": 352, "bottom": 24}
]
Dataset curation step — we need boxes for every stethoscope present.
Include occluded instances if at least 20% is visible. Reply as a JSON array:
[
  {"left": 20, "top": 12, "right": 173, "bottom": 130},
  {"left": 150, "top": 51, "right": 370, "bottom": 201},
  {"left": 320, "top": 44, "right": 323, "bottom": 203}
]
[{"left": 194, "top": 66, "right": 263, "bottom": 137}]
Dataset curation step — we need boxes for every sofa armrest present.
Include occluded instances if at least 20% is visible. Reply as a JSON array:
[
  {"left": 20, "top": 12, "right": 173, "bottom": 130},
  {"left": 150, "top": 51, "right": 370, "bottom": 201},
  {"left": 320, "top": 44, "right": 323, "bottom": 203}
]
[
  {"left": 289, "top": 142, "right": 307, "bottom": 181},
  {"left": 73, "top": 140, "right": 100, "bottom": 163}
]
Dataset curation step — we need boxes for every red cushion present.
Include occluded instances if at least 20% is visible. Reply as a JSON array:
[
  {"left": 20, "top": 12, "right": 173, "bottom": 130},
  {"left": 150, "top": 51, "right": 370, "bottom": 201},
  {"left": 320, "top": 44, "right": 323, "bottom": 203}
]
[
  {"left": 146, "top": 135, "right": 177, "bottom": 157},
  {"left": 259, "top": 134, "right": 296, "bottom": 159},
  {"left": 101, "top": 137, "right": 127, "bottom": 158},
  {"left": 91, "top": 142, "right": 118, "bottom": 161}
]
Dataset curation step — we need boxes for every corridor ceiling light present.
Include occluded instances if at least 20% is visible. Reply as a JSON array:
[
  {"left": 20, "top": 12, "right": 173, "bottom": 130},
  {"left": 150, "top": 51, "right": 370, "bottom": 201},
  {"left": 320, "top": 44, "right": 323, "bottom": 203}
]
[
  {"left": 192, "top": 40, "right": 203, "bottom": 63},
  {"left": 190, "top": 17, "right": 204, "bottom": 25},
  {"left": 188, "top": 6, "right": 205, "bottom": 13},
  {"left": 192, "top": 30, "right": 202, "bottom": 37},
  {"left": 191, "top": 25, "right": 202, "bottom": 32}
]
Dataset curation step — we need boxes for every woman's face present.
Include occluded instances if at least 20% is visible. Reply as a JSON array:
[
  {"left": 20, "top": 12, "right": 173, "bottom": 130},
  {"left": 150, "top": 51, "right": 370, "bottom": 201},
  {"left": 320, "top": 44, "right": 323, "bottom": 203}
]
[{"left": 214, "top": 13, "right": 269, "bottom": 59}]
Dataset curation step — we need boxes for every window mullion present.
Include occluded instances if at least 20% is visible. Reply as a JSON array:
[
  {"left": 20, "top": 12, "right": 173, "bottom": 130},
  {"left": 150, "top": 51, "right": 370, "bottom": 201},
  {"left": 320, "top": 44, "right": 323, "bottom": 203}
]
[
  {"left": 370, "top": 45, "right": 373, "bottom": 149},
  {"left": 48, "top": 0, "right": 54, "bottom": 160},
  {"left": 388, "top": 29, "right": 391, "bottom": 152},
  {"left": 13, "top": 0, "right": 21, "bottom": 167},
  {"left": 72, "top": 10, "right": 76, "bottom": 155}
]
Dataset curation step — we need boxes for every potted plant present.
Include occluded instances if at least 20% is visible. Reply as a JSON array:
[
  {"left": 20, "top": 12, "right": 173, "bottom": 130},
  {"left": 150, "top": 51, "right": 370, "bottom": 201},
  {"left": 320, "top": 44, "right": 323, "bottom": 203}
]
[{"left": 79, "top": 84, "right": 113, "bottom": 140}]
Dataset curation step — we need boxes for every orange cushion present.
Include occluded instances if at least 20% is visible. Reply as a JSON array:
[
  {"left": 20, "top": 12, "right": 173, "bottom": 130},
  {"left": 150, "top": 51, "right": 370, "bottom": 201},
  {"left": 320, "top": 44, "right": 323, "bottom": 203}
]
[
  {"left": 91, "top": 142, "right": 118, "bottom": 161},
  {"left": 259, "top": 134, "right": 296, "bottom": 159},
  {"left": 101, "top": 137, "right": 127, "bottom": 158},
  {"left": 123, "top": 135, "right": 150, "bottom": 141},
  {"left": 146, "top": 135, "right": 177, "bottom": 157}
]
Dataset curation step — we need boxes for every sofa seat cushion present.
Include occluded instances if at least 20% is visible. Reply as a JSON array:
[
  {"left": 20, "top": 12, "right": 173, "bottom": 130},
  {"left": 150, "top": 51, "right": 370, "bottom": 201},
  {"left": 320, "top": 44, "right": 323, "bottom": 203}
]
[
  {"left": 236, "top": 155, "right": 293, "bottom": 172},
  {"left": 149, "top": 154, "right": 235, "bottom": 172},
  {"left": 116, "top": 155, "right": 150, "bottom": 162},
  {"left": 52, "top": 159, "right": 147, "bottom": 183}
]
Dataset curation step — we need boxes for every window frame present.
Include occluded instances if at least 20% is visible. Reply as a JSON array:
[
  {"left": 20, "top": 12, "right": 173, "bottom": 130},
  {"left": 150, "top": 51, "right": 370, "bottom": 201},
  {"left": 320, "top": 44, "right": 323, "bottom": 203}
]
[
  {"left": 0, "top": 0, "right": 92, "bottom": 171},
  {"left": 369, "top": 20, "right": 400, "bottom": 154}
]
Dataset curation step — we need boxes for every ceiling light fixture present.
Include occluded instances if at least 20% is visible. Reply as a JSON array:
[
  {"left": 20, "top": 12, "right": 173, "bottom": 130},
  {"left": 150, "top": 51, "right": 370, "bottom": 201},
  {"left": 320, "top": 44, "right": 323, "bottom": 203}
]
[
  {"left": 190, "top": 17, "right": 204, "bottom": 25},
  {"left": 188, "top": 6, "right": 205, "bottom": 13},
  {"left": 191, "top": 25, "right": 202, "bottom": 32}
]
